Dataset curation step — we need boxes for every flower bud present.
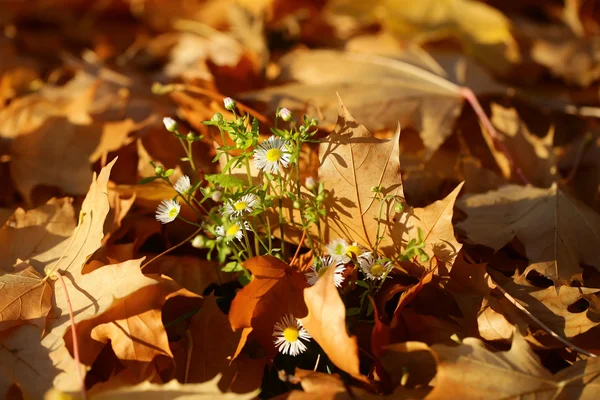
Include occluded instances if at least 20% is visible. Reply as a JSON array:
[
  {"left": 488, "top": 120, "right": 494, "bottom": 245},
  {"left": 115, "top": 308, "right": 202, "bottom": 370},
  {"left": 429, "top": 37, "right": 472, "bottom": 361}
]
[
  {"left": 310, "top": 118, "right": 318, "bottom": 126},
  {"left": 293, "top": 200, "right": 301, "bottom": 209},
  {"left": 278, "top": 107, "right": 293, "bottom": 122},
  {"left": 394, "top": 202, "right": 404, "bottom": 213},
  {"left": 163, "top": 117, "right": 178, "bottom": 132},
  {"left": 316, "top": 194, "right": 325, "bottom": 203},
  {"left": 191, "top": 235, "right": 207, "bottom": 249},
  {"left": 235, "top": 138, "right": 245, "bottom": 148},
  {"left": 186, "top": 132, "right": 195, "bottom": 142},
  {"left": 305, "top": 176, "right": 317, "bottom": 191},
  {"left": 223, "top": 97, "right": 236, "bottom": 111},
  {"left": 211, "top": 190, "right": 223, "bottom": 202},
  {"left": 212, "top": 113, "right": 224, "bottom": 123},
  {"left": 154, "top": 165, "right": 164, "bottom": 175}
]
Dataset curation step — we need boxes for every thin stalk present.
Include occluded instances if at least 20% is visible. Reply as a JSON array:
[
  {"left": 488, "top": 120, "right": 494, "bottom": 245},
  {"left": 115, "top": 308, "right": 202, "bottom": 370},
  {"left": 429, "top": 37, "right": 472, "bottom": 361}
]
[
  {"left": 278, "top": 172, "right": 286, "bottom": 258},
  {"left": 141, "top": 227, "right": 203, "bottom": 270},
  {"left": 56, "top": 271, "right": 86, "bottom": 400}
]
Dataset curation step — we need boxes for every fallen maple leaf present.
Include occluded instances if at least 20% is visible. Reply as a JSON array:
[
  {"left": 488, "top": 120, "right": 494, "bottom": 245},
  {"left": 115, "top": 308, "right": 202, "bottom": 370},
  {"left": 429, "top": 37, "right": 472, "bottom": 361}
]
[
  {"left": 300, "top": 266, "right": 368, "bottom": 383},
  {"left": 0, "top": 197, "right": 76, "bottom": 271},
  {"left": 228, "top": 256, "right": 307, "bottom": 356},
  {"left": 392, "top": 183, "right": 464, "bottom": 271},
  {"left": 180, "top": 294, "right": 265, "bottom": 394},
  {"left": 81, "top": 374, "right": 260, "bottom": 399},
  {"left": 486, "top": 103, "right": 555, "bottom": 187},
  {"left": 73, "top": 276, "right": 202, "bottom": 381},
  {"left": 243, "top": 50, "right": 465, "bottom": 158},
  {"left": 426, "top": 331, "right": 600, "bottom": 399},
  {"left": 318, "top": 94, "right": 403, "bottom": 250},
  {"left": 0, "top": 264, "right": 52, "bottom": 331},
  {"left": 457, "top": 184, "right": 600, "bottom": 285}
]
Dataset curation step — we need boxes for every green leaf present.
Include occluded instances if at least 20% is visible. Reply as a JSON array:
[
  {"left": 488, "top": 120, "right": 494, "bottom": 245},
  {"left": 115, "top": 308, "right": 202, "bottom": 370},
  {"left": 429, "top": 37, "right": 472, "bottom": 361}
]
[
  {"left": 346, "top": 307, "right": 361, "bottom": 316},
  {"left": 138, "top": 176, "right": 159, "bottom": 184},
  {"left": 222, "top": 261, "right": 243, "bottom": 272},
  {"left": 164, "top": 169, "right": 174, "bottom": 177},
  {"left": 205, "top": 174, "right": 247, "bottom": 189}
]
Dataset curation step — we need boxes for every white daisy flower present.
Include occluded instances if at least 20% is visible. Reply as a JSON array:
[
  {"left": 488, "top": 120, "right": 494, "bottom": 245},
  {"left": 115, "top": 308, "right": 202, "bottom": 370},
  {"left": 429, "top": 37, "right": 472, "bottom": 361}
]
[
  {"left": 273, "top": 314, "right": 311, "bottom": 356},
  {"left": 215, "top": 221, "right": 250, "bottom": 243},
  {"left": 224, "top": 193, "right": 259, "bottom": 218},
  {"left": 155, "top": 199, "right": 181, "bottom": 224},
  {"left": 253, "top": 136, "right": 291, "bottom": 174},
  {"left": 305, "top": 256, "right": 346, "bottom": 287},
  {"left": 173, "top": 175, "right": 192, "bottom": 195},
  {"left": 358, "top": 252, "right": 393, "bottom": 281},
  {"left": 325, "top": 239, "right": 365, "bottom": 263}
]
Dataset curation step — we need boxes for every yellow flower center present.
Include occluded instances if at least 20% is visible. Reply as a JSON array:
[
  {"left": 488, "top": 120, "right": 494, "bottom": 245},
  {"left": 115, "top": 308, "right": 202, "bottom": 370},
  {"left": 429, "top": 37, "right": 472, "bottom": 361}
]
[
  {"left": 346, "top": 245, "right": 361, "bottom": 258},
  {"left": 370, "top": 263, "right": 386, "bottom": 277},
  {"left": 234, "top": 201, "right": 247, "bottom": 211},
  {"left": 317, "top": 265, "right": 330, "bottom": 278},
  {"left": 283, "top": 327, "right": 299, "bottom": 342},
  {"left": 226, "top": 224, "right": 241, "bottom": 237},
  {"left": 266, "top": 148, "right": 282, "bottom": 162},
  {"left": 168, "top": 208, "right": 178, "bottom": 218}
]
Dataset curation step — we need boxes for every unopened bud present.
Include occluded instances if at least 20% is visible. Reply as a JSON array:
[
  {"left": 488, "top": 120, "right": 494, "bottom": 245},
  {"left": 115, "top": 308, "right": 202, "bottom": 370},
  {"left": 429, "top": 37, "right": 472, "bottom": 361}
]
[
  {"left": 305, "top": 176, "right": 317, "bottom": 191},
  {"left": 154, "top": 165, "right": 164, "bottom": 175},
  {"left": 278, "top": 107, "right": 293, "bottom": 122},
  {"left": 163, "top": 117, "right": 178, "bottom": 132},
  {"left": 211, "top": 190, "right": 223, "bottom": 202},
  {"left": 293, "top": 200, "right": 301, "bottom": 209},
  {"left": 310, "top": 118, "right": 318, "bottom": 126},
  {"left": 212, "top": 113, "right": 223, "bottom": 123},
  {"left": 394, "top": 202, "right": 404, "bottom": 213},
  {"left": 223, "top": 97, "right": 236, "bottom": 111},
  {"left": 186, "top": 132, "right": 195, "bottom": 141},
  {"left": 191, "top": 235, "right": 207, "bottom": 249}
]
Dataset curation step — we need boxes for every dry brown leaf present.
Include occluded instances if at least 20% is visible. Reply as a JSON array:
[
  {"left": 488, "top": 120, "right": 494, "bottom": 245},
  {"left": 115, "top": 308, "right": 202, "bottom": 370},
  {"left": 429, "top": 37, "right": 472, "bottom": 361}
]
[
  {"left": 0, "top": 265, "right": 52, "bottom": 332},
  {"left": 486, "top": 103, "right": 555, "bottom": 187},
  {"left": 228, "top": 256, "right": 307, "bottom": 356},
  {"left": 392, "top": 183, "right": 464, "bottom": 271},
  {"left": 141, "top": 255, "right": 236, "bottom": 296},
  {"left": 243, "top": 50, "right": 464, "bottom": 158},
  {"left": 81, "top": 374, "right": 259, "bottom": 400},
  {"left": 318, "top": 94, "right": 403, "bottom": 251},
  {"left": 426, "top": 331, "right": 600, "bottom": 399},
  {"left": 0, "top": 160, "right": 171, "bottom": 396},
  {"left": 300, "top": 265, "right": 368, "bottom": 383},
  {"left": 73, "top": 276, "right": 202, "bottom": 380},
  {"left": 0, "top": 197, "right": 76, "bottom": 271},
  {"left": 330, "top": 0, "right": 519, "bottom": 68},
  {"left": 182, "top": 294, "right": 264, "bottom": 394},
  {"left": 495, "top": 272, "right": 600, "bottom": 339},
  {"left": 457, "top": 184, "right": 600, "bottom": 285}
]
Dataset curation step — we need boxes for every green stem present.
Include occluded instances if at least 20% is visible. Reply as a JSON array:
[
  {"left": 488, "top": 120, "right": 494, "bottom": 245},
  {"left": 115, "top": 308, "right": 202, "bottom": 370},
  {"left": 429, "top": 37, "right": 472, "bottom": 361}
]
[
  {"left": 176, "top": 214, "right": 203, "bottom": 228},
  {"left": 277, "top": 172, "right": 286, "bottom": 259}
]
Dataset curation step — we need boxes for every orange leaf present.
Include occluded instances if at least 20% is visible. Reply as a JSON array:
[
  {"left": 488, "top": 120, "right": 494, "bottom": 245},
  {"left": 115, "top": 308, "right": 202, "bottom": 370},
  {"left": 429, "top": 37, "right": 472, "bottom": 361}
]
[
  {"left": 229, "top": 256, "right": 307, "bottom": 356},
  {"left": 300, "top": 266, "right": 368, "bottom": 383}
]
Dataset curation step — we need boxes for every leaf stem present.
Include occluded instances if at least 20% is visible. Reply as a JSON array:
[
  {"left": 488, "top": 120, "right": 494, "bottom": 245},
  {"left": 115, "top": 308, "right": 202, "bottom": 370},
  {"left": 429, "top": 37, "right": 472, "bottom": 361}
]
[
  {"left": 459, "top": 87, "right": 530, "bottom": 185},
  {"left": 55, "top": 271, "right": 86, "bottom": 400}
]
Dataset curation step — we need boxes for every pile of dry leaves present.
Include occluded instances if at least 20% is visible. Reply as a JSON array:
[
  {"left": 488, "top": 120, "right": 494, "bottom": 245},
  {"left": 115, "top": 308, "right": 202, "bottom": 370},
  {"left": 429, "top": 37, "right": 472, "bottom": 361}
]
[{"left": 1, "top": 0, "right": 600, "bottom": 399}]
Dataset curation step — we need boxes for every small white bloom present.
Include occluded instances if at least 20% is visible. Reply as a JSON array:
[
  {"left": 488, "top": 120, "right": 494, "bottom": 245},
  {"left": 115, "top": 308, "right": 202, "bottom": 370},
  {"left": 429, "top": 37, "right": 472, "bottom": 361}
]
[
  {"left": 223, "top": 97, "right": 236, "bottom": 111},
  {"left": 253, "top": 136, "right": 292, "bottom": 174},
  {"left": 163, "top": 117, "right": 177, "bottom": 132},
  {"left": 155, "top": 199, "right": 181, "bottom": 224},
  {"left": 216, "top": 221, "right": 250, "bottom": 242},
  {"left": 273, "top": 314, "right": 311, "bottom": 356},
  {"left": 358, "top": 252, "right": 393, "bottom": 281},
  {"left": 278, "top": 107, "right": 293, "bottom": 122},
  {"left": 305, "top": 176, "right": 317, "bottom": 191},
  {"left": 224, "top": 193, "right": 259, "bottom": 218},
  {"left": 174, "top": 175, "right": 192, "bottom": 195},
  {"left": 325, "top": 239, "right": 364, "bottom": 263},
  {"left": 305, "top": 256, "right": 346, "bottom": 287}
]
